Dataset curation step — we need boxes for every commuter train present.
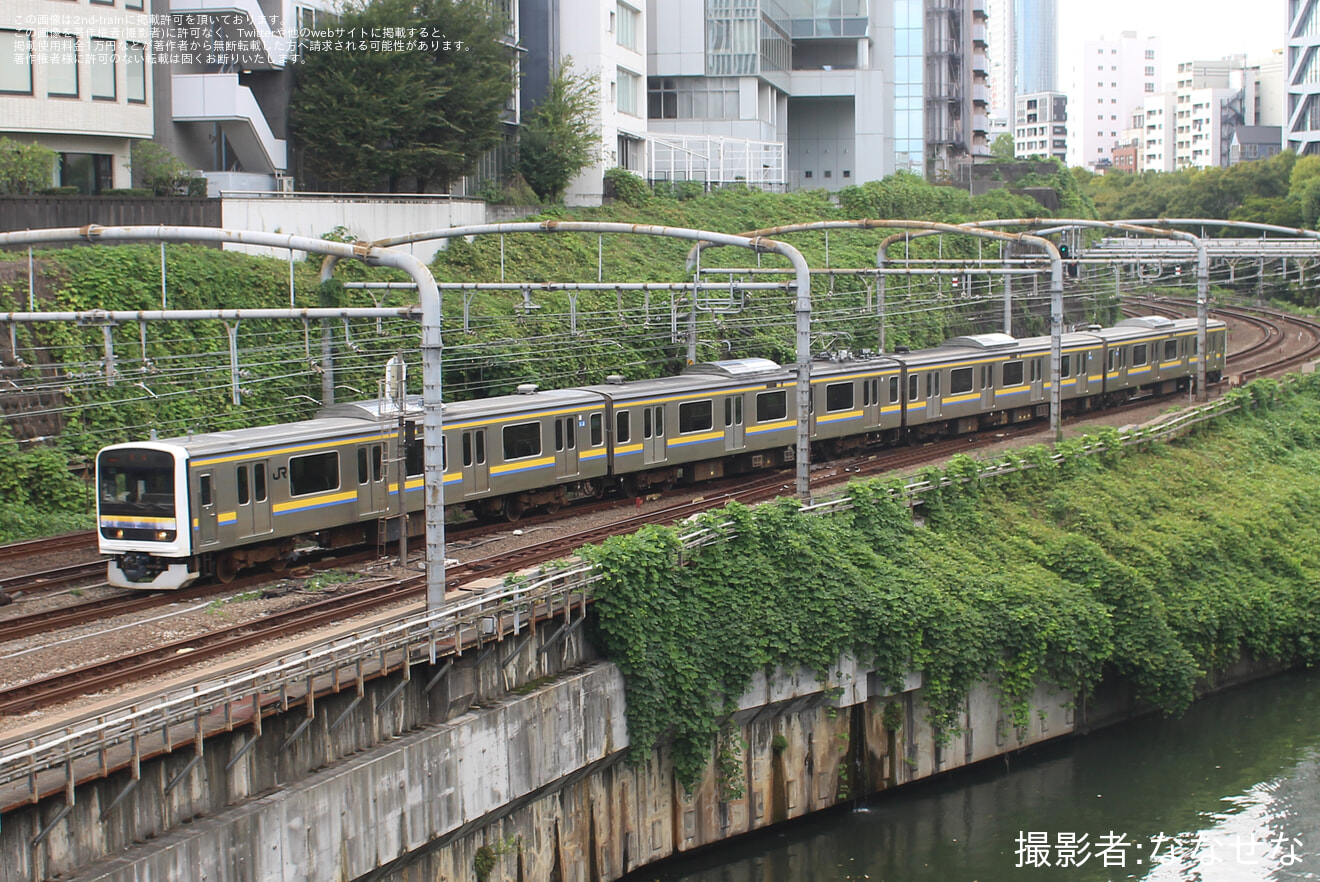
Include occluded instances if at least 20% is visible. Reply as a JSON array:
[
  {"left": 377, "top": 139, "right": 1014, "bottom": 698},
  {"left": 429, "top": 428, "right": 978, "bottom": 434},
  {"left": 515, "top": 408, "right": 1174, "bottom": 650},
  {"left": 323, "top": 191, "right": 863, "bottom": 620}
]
[{"left": 96, "top": 316, "right": 1226, "bottom": 590}]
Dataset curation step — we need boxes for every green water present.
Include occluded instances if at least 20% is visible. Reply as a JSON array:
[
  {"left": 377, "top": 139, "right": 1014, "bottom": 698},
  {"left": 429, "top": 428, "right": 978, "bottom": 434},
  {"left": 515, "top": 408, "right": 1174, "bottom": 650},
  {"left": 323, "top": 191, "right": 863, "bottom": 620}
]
[{"left": 627, "top": 668, "right": 1320, "bottom": 882}]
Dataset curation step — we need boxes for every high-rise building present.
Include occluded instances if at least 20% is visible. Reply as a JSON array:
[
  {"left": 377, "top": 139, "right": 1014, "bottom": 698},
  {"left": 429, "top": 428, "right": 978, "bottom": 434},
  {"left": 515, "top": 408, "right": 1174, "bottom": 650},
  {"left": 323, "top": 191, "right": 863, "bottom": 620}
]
[
  {"left": 1287, "top": 0, "right": 1320, "bottom": 155},
  {"left": 1074, "top": 31, "right": 1161, "bottom": 169},
  {"left": 1013, "top": 90, "right": 1066, "bottom": 163},
  {"left": 1014, "top": 0, "right": 1057, "bottom": 95},
  {"left": 1, "top": 0, "right": 154, "bottom": 193}
]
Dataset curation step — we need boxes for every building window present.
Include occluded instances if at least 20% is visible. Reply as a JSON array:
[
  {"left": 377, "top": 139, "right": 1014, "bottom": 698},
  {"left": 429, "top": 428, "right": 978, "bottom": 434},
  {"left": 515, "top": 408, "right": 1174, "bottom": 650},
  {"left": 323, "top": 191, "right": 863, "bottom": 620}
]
[
  {"left": 90, "top": 0, "right": 114, "bottom": 5},
  {"left": 648, "top": 76, "right": 739, "bottom": 119},
  {"left": 126, "top": 0, "right": 144, "bottom": 8},
  {"left": 617, "top": 2, "right": 638, "bottom": 51},
  {"left": 804, "top": 170, "right": 813, "bottom": 178},
  {"left": 1145, "top": 66, "right": 1155, "bottom": 76},
  {"left": 0, "top": 30, "right": 32, "bottom": 95},
  {"left": 1145, "top": 83, "right": 1155, "bottom": 92},
  {"left": 126, "top": 42, "right": 145, "bottom": 103},
  {"left": 1146, "top": 49, "right": 1155, "bottom": 59},
  {"left": 617, "top": 67, "right": 640, "bottom": 116},
  {"left": 47, "top": 34, "right": 78, "bottom": 97},
  {"left": 90, "top": 38, "right": 116, "bottom": 100}
]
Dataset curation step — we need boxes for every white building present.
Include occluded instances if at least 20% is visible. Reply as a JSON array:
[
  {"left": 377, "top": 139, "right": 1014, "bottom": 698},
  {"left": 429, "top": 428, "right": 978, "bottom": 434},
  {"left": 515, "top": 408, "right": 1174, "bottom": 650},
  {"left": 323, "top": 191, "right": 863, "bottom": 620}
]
[
  {"left": 1013, "top": 91, "right": 1066, "bottom": 162},
  {"left": 521, "top": 0, "right": 647, "bottom": 205},
  {"left": 1288, "top": 0, "right": 1320, "bottom": 154},
  {"left": 1074, "top": 31, "right": 1161, "bottom": 169},
  {"left": 1, "top": 0, "right": 153, "bottom": 192},
  {"left": 1142, "top": 91, "right": 1177, "bottom": 172}
]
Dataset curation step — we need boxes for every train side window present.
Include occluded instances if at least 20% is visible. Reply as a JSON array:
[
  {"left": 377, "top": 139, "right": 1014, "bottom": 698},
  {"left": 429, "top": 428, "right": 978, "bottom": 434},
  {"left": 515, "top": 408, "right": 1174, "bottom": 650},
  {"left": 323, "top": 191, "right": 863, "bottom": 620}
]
[
  {"left": 1030, "top": 359, "right": 1042, "bottom": 382},
  {"left": 756, "top": 390, "right": 787, "bottom": 422},
  {"left": 908, "top": 374, "right": 919, "bottom": 401},
  {"left": 862, "top": 381, "right": 870, "bottom": 407},
  {"left": 679, "top": 400, "right": 713, "bottom": 433},
  {"left": 643, "top": 408, "right": 652, "bottom": 439},
  {"left": 1132, "top": 344, "right": 1148, "bottom": 367},
  {"left": 1107, "top": 349, "right": 1116, "bottom": 372},
  {"left": 950, "top": 367, "right": 973, "bottom": 395},
  {"left": 872, "top": 379, "right": 879, "bottom": 404},
  {"left": 254, "top": 464, "right": 267, "bottom": 503},
  {"left": 1003, "top": 361, "right": 1024, "bottom": 386},
  {"left": 406, "top": 440, "right": 423, "bottom": 477},
  {"left": 567, "top": 420, "right": 576, "bottom": 449},
  {"left": 1190, "top": 337, "right": 1198, "bottom": 356},
  {"left": 555, "top": 419, "right": 565, "bottom": 452},
  {"left": 1061, "top": 354, "right": 1072, "bottom": 378},
  {"left": 590, "top": 413, "right": 603, "bottom": 445},
  {"left": 825, "top": 382, "right": 853, "bottom": 412},
  {"left": 476, "top": 431, "right": 486, "bottom": 464},
  {"left": 372, "top": 446, "right": 383, "bottom": 482},
  {"left": 1120, "top": 348, "right": 1128, "bottom": 369},
  {"left": 200, "top": 474, "right": 213, "bottom": 507},
  {"left": 290, "top": 451, "right": 339, "bottom": 496},
  {"left": 503, "top": 422, "right": 542, "bottom": 460},
  {"left": 616, "top": 411, "right": 631, "bottom": 444},
  {"left": 358, "top": 448, "right": 369, "bottom": 483},
  {"left": 889, "top": 376, "right": 899, "bottom": 403},
  {"left": 1164, "top": 339, "right": 1178, "bottom": 360},
  {"left": 237, "top": 466, "right": 250, "bottom": 505},
  {"left": 656, "top": 406, "right": 664, "bottom": 435},
  {"left": 725, "top": 397, "right": 733, "bottom": 427},
  {"left": 462, "top": 433, "right": 473, "bottom": 467},
  {"left": 735, "top": 397, "right": 742, "bottom": 425}
]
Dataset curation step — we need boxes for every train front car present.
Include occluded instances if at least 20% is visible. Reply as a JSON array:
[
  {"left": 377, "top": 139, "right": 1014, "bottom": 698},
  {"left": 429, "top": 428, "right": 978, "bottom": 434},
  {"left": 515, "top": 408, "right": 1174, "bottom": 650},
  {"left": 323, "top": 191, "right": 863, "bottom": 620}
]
[{"left": 97, "top": 443, "right": 196, "bottom": 590}]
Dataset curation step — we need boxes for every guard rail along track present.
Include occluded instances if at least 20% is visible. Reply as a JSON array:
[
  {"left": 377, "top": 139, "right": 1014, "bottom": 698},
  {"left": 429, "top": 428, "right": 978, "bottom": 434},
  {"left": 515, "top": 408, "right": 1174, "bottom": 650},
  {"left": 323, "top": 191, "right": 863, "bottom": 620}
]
[{"left": 0, "top": 384, "right": 1274, "bottom": 810}]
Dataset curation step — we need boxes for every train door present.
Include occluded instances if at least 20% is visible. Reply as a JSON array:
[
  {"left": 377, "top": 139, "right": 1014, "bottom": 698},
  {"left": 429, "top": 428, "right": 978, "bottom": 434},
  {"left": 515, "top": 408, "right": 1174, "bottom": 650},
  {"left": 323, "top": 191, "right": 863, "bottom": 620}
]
[
  {"left": 925, "top": 369, "right": 942, "bottom": 420},
  {"left": 861, "top": 378, "right": 881, "bottom": 428},
  {"left": 461, "top": 430, "right": 489, "bottom": 493},
  {"left": 1071, "top": 352, "right": 1087, "bottom": 395},
  {"left": 356, "top": 444, "right": 388, "bottom": 515},
  {"left": 197, "top": 472, "right": 218, "bottom": 546},
  {"left": 1030, "top": 357, "right": 1045, "bottom": 400},
  {"left": 250, "top": 461, "right": 272, "bottom": 534},
  {"left": 980, "top": 363, "right": 995, "bottom": 409},
  {"left": 723, "top": 395, "right": 745, "bottom": 450},
  {"left": 554, "top": 417, "right": 579, "bottom": 478},
  {"left": 642, "top": 405, "right": 666, "bottom": 464}
]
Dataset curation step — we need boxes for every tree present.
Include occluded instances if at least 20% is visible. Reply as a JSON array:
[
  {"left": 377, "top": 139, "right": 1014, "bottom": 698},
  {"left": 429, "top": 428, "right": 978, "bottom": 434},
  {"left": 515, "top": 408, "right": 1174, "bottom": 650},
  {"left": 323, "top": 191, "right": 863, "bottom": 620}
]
[
  {"left": 131, "top": 141, "right": 192, "bottom": 195},
  {"left": 990, "top": 133, "right": 1016, "bottom": 161},
  {"left": 516, "top": 59, "right": 601, "bottom": 203},
  {"left": 0, "top": 137, "right": 55, "bottom": 195},
  {"left": 290, "top": 0, "right": 516, "bottom": 192}
]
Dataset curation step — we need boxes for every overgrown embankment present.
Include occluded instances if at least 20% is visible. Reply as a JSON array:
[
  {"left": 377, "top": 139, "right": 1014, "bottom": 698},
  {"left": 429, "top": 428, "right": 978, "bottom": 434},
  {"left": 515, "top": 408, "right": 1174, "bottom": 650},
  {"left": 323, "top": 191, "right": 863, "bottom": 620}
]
[{"left": 585, "top": 378, "right": 1320, "bottom": 790}]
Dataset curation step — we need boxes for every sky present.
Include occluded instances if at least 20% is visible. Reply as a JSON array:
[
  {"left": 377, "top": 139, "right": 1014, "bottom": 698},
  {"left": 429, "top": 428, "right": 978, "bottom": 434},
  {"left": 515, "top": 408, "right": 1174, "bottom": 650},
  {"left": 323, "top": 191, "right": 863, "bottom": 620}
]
[{"left": 1058, "top": 0, "right": 1289, "bottom": 85}]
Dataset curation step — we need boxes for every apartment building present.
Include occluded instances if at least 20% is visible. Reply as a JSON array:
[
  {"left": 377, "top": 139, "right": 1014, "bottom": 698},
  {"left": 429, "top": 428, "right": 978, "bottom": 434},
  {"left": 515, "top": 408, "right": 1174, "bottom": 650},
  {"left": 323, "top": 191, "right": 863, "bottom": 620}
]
[
  {"left": 1, "top": 0, "right": 153, "bottom": 192},
  {"left": 1013, "top": 90, "right": 1066, "bottom": 162},
  {"left": 1075, "top": 31, "right": 1160, "bottom": 169},
  {"left": 1288, "top": 0, "right": 1320, "bottom": 155}
]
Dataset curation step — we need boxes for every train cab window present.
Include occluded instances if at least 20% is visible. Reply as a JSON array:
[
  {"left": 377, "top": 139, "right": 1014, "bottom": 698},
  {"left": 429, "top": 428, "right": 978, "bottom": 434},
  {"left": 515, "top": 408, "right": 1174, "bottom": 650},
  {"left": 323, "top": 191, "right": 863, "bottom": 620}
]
[
  {"left": 616, "top": 412, "right": 631, "bottom": 444},
  {"left": 1003, "top": 361, "right": 1024, "bottom": 386},
  {"left": 1164, "top": 339, "right": 1178, "bottom": 361},
  {"left": 908, "top": 374, "right": 919, "bottom": 401},
  {"left": 590, "top": 413, "right": 603, "bottom": 446},
  {"left": 359, "top": 448, "right": 370, "bottom": 483},
  {"left": 200, "top": 475, "right": 213, "bottom": 507},
  {"left": 503, "top": 422, "right": 542, "bottom": 460},
  {"left": 756, "top": 390, "right": 787, "bottom": 422},
  {"left": 237, "top": 466, "right": 250, "bottom": 505},
  {"left": 679, "top": 400, "right": 713, "bottom": 433},
  {"left": 950, "top": 367, "right": 973, "bottom": 395},
  {"left": 1132, "top": 344, "right": 1148, "bottom": 367},
  {"left": 290, "top": 451, "right": 340, "bottom": 496},
  {"left": 825, "top": 382, "right": 853, "bottom": 412},
  {"left": 254, "top": 464, "right": 267, "bottom": 503},
  {"left": 889, "top": 376, "right": 900, "bottom": 404}
]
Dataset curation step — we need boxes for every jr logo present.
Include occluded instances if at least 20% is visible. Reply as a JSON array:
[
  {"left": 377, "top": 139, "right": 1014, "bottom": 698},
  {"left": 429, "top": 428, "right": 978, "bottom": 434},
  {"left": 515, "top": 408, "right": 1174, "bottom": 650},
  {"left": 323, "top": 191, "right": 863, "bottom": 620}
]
[{"left": 272, "top": 466, "right": 288, "bottom": 481}]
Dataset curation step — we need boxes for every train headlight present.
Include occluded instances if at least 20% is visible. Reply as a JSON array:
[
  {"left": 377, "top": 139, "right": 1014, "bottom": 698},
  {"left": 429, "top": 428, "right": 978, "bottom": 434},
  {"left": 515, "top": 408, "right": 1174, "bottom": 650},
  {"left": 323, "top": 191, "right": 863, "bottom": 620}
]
[
  {"left": 156, "top": 531, "right": 168, "bottom": 540},
  {"left": 115, "top": 529, "right": 124, "bottom": 538}
]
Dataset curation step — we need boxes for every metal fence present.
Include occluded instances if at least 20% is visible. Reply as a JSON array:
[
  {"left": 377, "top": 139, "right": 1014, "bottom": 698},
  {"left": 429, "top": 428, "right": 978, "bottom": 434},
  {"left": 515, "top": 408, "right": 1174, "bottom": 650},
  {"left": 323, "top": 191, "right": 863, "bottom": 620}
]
[{"left": 0, "top": 197, "right": 220, "bottom": 238}]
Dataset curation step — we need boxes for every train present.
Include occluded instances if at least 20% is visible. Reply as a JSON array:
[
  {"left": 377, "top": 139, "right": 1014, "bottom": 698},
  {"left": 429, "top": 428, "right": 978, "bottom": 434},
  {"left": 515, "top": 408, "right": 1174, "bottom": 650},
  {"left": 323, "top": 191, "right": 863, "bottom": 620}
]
[{"left": 96, "top": 315, "right": 1226, "bottom": 590}]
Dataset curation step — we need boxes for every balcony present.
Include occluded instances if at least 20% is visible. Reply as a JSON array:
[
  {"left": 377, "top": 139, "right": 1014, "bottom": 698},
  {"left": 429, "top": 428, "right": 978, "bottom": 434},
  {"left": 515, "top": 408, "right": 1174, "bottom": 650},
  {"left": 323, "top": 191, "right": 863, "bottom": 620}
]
[
  {"left": 170, "top": 0, "right": 294, "bottom": 69},
  {"left": 172, "top": 73, "right": 287, "bottom": 174}
]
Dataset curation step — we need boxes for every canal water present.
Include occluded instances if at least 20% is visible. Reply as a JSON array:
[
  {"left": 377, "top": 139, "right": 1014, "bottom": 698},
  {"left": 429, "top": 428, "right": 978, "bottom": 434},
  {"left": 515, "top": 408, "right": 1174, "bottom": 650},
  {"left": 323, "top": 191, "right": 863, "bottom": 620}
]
[{"left": 626, "top": 667, "right": 1320, "bottom": 882}]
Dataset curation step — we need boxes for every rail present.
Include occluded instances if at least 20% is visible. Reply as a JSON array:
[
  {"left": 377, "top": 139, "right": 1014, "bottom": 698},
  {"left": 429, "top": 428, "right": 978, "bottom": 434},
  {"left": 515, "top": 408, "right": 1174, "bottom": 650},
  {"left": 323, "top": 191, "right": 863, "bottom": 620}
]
[{"left": 0, "top": 389, "right": 1259, "bottom": 806}]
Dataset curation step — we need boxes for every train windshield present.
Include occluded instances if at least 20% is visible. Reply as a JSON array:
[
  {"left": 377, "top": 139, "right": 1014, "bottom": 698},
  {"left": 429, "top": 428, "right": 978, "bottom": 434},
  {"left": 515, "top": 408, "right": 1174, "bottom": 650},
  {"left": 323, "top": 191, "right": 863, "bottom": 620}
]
[{"left": 98, "top": 448, "right": 176, "bottom": 517}]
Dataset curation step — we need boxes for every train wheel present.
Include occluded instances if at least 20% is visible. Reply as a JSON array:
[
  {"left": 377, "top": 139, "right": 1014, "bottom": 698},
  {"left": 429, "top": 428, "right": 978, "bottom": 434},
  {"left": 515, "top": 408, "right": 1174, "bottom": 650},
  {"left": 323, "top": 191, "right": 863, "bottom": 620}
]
[
  {"left": 270, "top": 557, "right": 288, "bottom": 572},
  {"left": 216, "top": 555, "right": 238, "bottom": 583},
  {"left": 505, "top": 498, "right": 526, "bottom": 523},
  {"left": 580, "top": 479, "right": 605, "bottom": 500},
  {"left": 545, "top": 501, "right": 561, "bottom": 515}
]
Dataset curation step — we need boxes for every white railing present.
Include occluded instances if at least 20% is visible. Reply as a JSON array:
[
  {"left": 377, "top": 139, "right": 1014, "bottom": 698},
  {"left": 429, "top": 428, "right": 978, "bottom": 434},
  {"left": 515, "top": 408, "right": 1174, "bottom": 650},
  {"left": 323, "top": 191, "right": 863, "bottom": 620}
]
[
  {"left": 647, "top": 135, "right": 786, "bottom": 188},
  {"left": 0, "top": 390, "right": 1258, "bottom": 806}
]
